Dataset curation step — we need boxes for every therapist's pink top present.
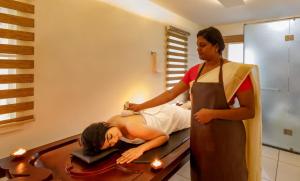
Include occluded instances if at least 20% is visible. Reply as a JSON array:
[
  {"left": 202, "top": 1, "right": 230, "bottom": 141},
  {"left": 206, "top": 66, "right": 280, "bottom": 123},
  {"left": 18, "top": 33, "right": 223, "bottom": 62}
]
[{"left": 182, "top": 64, "right": 252, "bottom": 103}]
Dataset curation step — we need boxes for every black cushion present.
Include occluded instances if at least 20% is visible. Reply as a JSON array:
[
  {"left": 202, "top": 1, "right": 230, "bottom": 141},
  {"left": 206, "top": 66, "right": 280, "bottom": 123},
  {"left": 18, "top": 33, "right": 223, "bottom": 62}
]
[
  {"left": 72, "top": 147, "right": 119, "bottom": 164},
  {"left": 72, "top": 128, "right": 190, "bottom": 164}
]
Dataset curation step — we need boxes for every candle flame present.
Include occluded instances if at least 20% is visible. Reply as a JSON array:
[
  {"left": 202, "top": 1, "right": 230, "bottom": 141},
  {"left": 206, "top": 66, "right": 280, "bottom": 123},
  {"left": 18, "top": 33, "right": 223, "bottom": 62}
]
[{"left": 152, "top": 159, "right": 162, "bottom": 167}]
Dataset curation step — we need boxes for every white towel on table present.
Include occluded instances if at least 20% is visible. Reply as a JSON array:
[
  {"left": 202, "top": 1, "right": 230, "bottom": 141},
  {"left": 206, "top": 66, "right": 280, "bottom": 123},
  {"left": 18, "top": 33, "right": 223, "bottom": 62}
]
[{"left": 141, "top": 104, "right": 191, "bottom": 135}]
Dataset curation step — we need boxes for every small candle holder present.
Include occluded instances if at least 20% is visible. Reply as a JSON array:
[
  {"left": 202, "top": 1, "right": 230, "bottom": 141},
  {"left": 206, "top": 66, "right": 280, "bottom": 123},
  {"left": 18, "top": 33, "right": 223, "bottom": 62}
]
[
  {"left": 150, "top": 159, "right": 164, "bottom": 172},
  {"left": 11, "top": 148, "right": 27, "bottom": 159}
]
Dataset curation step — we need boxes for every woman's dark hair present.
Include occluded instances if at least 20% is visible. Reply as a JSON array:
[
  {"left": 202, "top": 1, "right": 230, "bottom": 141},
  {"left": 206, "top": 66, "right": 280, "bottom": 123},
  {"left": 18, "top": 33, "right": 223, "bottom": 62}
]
[
  {"left": 197, "top": 27, "right": 225, "bottom": 54},
  {"left": 80, "top": 122, "right": 111, "bottom": 156}
]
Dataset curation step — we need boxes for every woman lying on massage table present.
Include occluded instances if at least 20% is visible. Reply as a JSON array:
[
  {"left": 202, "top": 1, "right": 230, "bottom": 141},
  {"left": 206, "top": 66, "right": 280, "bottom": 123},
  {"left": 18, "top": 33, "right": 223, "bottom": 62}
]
[{"left": 80, "top": 103, "right": 190, "bottom": 164}]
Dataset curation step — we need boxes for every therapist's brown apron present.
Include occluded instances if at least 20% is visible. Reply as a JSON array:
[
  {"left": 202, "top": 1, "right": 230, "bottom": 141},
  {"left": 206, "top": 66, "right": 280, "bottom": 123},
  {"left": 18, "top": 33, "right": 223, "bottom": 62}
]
[{"left": 190, "top": 60, "right": 247, "bottom": 181}]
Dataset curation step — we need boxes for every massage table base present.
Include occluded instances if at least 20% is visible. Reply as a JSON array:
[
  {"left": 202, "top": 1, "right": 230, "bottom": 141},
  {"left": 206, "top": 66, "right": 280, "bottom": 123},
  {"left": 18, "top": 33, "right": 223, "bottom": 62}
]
[{"left": 0, "top": 134, "right": 190, "bottom": 181}]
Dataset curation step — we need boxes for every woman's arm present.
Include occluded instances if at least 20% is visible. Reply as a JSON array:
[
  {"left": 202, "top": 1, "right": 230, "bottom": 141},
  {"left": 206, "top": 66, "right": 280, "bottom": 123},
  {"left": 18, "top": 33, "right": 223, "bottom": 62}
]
[
  {"left": 128, "top": 81, "right": 189, "bottom": 112},
  {"left": 116, "top": 122, "right": 169, "bottom": 164},
  {"left": 194, "top": 87, "right": 255, "bottom": 124}
]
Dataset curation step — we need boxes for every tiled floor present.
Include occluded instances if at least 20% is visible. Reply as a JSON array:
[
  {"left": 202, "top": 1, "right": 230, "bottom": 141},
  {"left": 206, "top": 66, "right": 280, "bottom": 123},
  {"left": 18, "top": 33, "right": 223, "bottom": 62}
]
[{"left": 169, "top": 145, "right": 300, "bottom": 181}]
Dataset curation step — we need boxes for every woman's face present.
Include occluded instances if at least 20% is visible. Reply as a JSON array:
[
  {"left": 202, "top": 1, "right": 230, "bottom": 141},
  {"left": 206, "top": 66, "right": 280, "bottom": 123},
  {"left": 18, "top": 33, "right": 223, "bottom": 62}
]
[
  {"left": 197, "top": 36, "right": 218, "bottom": 61},
  {"left": 101, "top": 127, "right": 122, "bottom": 150}
]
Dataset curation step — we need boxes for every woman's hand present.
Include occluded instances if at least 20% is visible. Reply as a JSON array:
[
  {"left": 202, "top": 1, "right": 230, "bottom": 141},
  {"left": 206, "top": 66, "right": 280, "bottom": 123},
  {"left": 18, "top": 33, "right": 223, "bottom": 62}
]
[
  {"left": 194, "top": 108, "right": 215, "bottom": 124},
  {"left": 127, "top": 103, "right": 143, "bottom": 112},
  {"left": 116, "top": 147, "right": 144, "bottom": 164}
]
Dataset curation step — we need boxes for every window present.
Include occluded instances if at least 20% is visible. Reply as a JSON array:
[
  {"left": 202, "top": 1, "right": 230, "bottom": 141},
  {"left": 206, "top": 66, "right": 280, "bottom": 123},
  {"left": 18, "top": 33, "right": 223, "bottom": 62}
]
[
  {"left": 228, "top": 43, "right": 244, "bottom": 63},
  {"left": 0, "top": 0, "right": 34, "bottom": 125},
  {"left": 223, "top": 34, "right": 244, "bottom": 63},
  {"left": 165, "top": 26, "right": 189, "bottom": 90}
]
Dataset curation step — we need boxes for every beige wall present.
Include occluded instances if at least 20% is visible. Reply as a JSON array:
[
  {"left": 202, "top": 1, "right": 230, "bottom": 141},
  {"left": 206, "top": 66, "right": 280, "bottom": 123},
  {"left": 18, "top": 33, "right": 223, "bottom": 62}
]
[
  {"left": 215, "top": 23, "right": 244, "bottom": 36},
  {"left": 0, "top": 0, "right": 201, "bottom": 158}
]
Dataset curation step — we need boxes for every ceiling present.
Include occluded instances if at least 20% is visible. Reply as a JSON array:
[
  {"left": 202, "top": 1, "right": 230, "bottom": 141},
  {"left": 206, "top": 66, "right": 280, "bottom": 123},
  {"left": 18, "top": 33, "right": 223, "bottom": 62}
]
[{"left": 151, "top": 0, "right": 300, "bottom": 26}]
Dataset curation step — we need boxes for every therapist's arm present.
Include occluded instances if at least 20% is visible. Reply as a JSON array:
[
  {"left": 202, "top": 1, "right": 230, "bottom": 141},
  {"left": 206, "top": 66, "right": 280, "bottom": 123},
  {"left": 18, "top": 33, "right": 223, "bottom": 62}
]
[
  {"left": 194, "top": 87, "right": 255, "bottom": 124},
  {"left": 128, "top": 81, "right": 189, "bottom": 111}
]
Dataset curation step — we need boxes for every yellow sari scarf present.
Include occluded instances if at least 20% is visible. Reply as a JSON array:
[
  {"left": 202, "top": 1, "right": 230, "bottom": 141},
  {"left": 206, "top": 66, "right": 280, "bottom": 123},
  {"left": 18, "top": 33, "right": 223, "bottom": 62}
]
[{"left": 196, "top": 62, "right": 262, "bottom": 181}]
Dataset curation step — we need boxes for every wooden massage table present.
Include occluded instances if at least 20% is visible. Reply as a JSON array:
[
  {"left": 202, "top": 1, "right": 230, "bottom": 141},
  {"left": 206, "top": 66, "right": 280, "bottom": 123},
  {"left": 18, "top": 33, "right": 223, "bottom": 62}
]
[{"left": 0, "top": 129, "right": 190, "bottom": 181}]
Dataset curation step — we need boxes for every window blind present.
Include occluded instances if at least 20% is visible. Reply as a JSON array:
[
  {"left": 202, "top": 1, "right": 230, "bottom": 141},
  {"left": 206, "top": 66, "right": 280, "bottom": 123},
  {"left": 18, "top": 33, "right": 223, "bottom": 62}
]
[
  {"left": 166, "top": 26, "right": 189, "bottom": 90},
  {"left": 0, "top": 0, "right": 34, "bottom": 125}
]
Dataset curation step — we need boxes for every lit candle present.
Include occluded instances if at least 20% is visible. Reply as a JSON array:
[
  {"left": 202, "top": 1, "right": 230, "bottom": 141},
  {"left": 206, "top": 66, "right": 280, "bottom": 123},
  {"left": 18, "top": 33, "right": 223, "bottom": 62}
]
[
  {"left": 12, "top": 148, "right": 27, "bottom": 158},
  {"left": 151, "top": 159, "right": 163, "bottom": 171}
]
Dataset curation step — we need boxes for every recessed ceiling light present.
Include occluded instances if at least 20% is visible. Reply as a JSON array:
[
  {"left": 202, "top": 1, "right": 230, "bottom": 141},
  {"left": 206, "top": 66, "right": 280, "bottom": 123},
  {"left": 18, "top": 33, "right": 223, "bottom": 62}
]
[{"left": 217, "top": 0, "right": 245, "bottom": 7}]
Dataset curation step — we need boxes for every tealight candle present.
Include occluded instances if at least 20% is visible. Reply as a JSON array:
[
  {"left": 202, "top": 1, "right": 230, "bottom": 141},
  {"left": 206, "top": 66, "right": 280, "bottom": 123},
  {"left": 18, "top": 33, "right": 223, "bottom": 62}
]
[
  {"left": 12, "top": 148, "right": 27, "bottom": 158},
  {"left": 151, "top": 159, "right": 163, "bottom": 171}
]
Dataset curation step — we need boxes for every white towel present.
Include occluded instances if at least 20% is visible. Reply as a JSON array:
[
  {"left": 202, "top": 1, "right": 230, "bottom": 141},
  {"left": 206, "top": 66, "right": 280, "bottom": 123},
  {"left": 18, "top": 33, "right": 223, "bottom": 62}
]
[{"left": 141, "top": 104, "right": 191, "bottom": 135}]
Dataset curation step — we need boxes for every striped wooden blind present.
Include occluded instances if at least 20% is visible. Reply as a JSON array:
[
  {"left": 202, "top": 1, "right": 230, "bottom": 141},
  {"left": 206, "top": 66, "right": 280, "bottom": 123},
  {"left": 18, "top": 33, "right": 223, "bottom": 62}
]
[
  {"left": 0, "top": 0, "right": 34, "bottom": 125},
  {"left": 166, "top": 26, "right": 189, "bottom": 90}
]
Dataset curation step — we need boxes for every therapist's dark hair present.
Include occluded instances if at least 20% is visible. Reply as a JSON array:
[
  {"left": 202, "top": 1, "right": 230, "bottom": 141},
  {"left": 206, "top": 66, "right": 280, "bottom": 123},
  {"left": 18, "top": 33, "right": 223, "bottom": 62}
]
[
  {"left": 81, "top": 122, "right": 111, "bottom": 156},
  {"left": 197, "top": 27, "right": 225, "bottom": 55}
]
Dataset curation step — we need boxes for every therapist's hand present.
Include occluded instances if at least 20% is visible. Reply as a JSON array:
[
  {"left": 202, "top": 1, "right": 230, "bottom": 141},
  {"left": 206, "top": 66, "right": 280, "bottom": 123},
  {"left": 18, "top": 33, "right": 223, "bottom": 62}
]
[
  {"left": 116, "top": 147, "right": 144, "bottom": 164},
  {"left": 194, "top": 108, "right": 215, "bottom": 124},
  {"left": 127, "top": 103, "right": 143, "bottom": 112}
]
